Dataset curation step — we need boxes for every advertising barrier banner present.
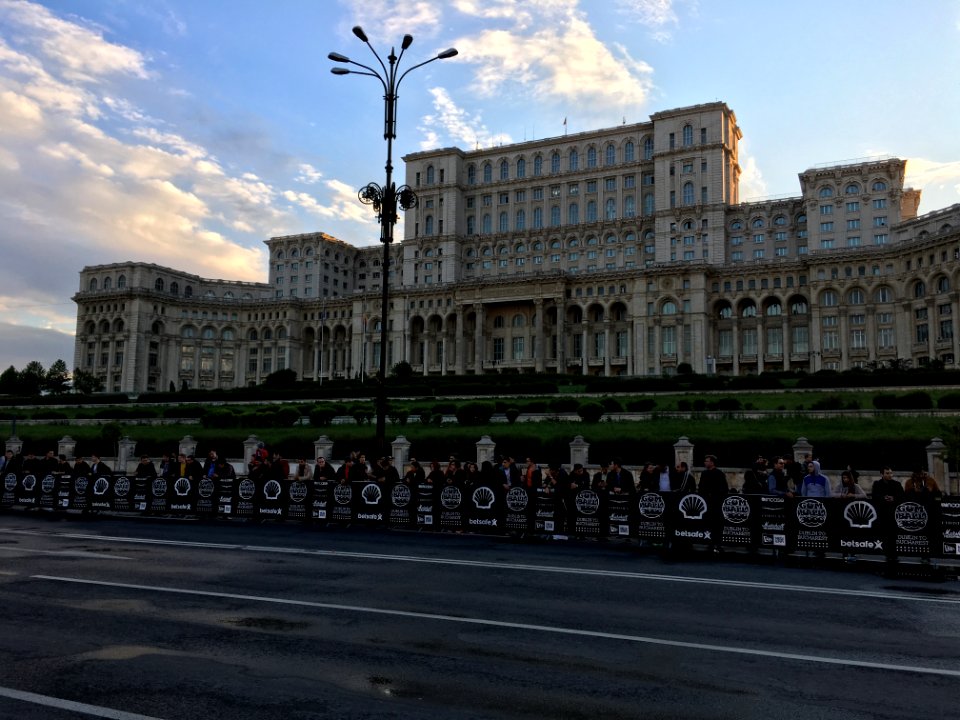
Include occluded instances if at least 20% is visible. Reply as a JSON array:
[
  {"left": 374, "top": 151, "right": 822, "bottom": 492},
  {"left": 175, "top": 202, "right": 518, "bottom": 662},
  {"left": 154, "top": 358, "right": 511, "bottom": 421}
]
[{"left": 2, "top": 474, "right": 957, "bottom": 558}]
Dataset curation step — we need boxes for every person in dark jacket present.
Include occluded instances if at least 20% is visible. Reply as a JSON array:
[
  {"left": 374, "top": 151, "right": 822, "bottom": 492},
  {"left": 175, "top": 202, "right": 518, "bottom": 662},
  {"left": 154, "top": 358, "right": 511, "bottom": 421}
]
[
  {"left": 606, "top": 458, "right": 635, "bottom": 496},
  {"left": 135, "top": 455, "right": 157, "bottom": 478},
  {"left": 698, "top": 455, "right": 728, "bottom": 553},
  {"left": 872, "top": 466, "right": 905, "bottom": 567},
  {"left": 671, "top": 461, "right": 697, "bottom": 494},
  {"left": 89, "top": 454, "right": 112, "bottom": 477},
  {"left": 741, "top": 458, "right": 769, "bottom": 494}
]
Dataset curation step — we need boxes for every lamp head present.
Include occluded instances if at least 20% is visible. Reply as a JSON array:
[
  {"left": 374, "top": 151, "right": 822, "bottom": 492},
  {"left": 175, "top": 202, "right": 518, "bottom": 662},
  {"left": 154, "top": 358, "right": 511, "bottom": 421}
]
[
  {"left": 331, "top": 67, "right": 350, "bottom": 75},
  {"left": 401, "top": 35, "right": 413, "bottom": 50},
  {"left": 438, "top": 48, "right": 458, "bottom": 59},
  {"left": 352, "top": 26, "right": 368, "bottom": 42},
  {"left": 328, "top": 52, "right": 350, "bottom": 63}
]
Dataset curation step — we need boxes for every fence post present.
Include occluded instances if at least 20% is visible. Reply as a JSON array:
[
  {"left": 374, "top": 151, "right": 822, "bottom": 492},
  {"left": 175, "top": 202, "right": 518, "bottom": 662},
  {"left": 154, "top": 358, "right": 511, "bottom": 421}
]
[
  {"left": 392, "top": 435, "right": 411, "bottom": 469},
  {"left": 5, "top": 436, "right": 22, "bottom": 455},
  {"left": 179, "top": 435, "right": 198, "bottom": 459},
  {"left": 57, "top": 435, "right": 77, "bottom": 460},
  {"left": 792, "top": 437, "right": 814, "bottom": 464},
  {"left": 569, "top": 435, "right": 590, "bottom": 468},
  {"left": 313, "top": 435, "right": 334, "bottom": 463},
  {"left": 476, "top": 435, "right": 496, "bottom": 466},
  {"left": 117, "top": 436, "right": 137, "bottom": 474},
  {"left": 927, "top": 437, "right": 948, "bottom": 492},
  {"left": 242, "top": 435, "right": 262, "bottom": 468},
  {"left": 673, "top": 436, "right": 695, "bottom": 469}
]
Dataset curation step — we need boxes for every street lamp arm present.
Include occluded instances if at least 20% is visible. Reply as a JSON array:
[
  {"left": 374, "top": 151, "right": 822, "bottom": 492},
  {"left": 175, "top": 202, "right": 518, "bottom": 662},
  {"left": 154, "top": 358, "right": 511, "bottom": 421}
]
[
  {"left": 396, "top": 49, "right": 458, "bottom": 88},
  {"left": 329, "top": 67, "right": 388, "bottom": 94}
]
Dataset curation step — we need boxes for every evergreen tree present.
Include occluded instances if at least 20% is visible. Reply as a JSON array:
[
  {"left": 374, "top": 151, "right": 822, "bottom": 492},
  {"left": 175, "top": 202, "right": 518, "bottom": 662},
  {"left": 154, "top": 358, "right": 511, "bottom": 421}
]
[{"left": 44, "top": 359, "right": 70, "bottom": 394}]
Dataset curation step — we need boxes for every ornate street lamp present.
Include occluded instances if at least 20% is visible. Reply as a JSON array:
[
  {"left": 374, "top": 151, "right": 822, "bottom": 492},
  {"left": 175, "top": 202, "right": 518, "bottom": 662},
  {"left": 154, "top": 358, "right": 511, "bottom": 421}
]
[{"left": 329, "top": 26, "right": 457, "bottom": 457}]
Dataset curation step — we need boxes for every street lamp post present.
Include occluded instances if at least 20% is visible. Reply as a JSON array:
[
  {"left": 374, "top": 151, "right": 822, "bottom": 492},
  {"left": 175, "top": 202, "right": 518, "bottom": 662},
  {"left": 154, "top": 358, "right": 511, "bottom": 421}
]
[{"left": 329, "top": 26, "right": 457, "bottom": 457}]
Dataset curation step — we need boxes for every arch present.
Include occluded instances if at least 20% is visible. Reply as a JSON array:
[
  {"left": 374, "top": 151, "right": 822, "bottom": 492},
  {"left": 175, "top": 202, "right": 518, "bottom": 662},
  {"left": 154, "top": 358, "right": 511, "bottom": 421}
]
[
  {"left": 263, "top": 328, "right": 274, "bottom": 341},
  {"left": 201, "top": 326, "right": 216, "bottom": 340},
  {"left": 169, "top": 281, "right": 179, "bottom": 295},
  {"left": 112, "top": 318, "right": 124, "bottom": 333},
  {"left": 88, "top": 278, "right": 98, "bottom": 291},
  {"left": 819, "top": 289, "right": 839, "bottom": 307},
  {"left": 567, "top": 305, "right": 584, "bottom": 324},
  {"left": 738, "top": 299, "right": 757, "bottom": 318},
  {"left": 99, "top": 319, "right": 111, "bottom": 334},
  {"left": 913, "top": 281, "right": 926, "bottom": 299},
  {"left": 511, "top": 314, "right": 525, "bottom": 328},
  {"left": 642, "top": 136, "right": 654, "bottom": 160},
  {"left": 103, "top": 276, "right": 112, "bottom": 290},
  {"left": 116, "top": 275, "right": 126, "bottom": 289},
  {"left": 872, "top": 180, "right": 887, "bottom": 192},
  {"left": 874, "top": 286, "right": 893, "bottom": 304},
  {"left": 661, "top": 300, "right": 678, "bottom": 316},
  {"left": 844, "top": 182, "right": 861, "bottom": 195},
  {"left": 847, "top": 287, "right": 866, "bottom": 305},
  {"left": 764, "top": 299, "right": 783, "bottom": 316},
  {"left": 181, "top": 325, "right": 197, "bottom": 339},
  {"left": 84, "top": 320, "right": 96, "bottom": 335},
  {"left": 247, "top": 329, "right": 258, "bottom": 341},
  {"left": 276, "top": 327, "right": 287, "bottom": 340},
  {"left": 222, "top": 328, "right": 236, "bottom": 341},
  {"left": 155, "top": 278, "right": 165, "bottom": 292},
  {"left": 818, "top": 186, "right": 834, "bottom": 198},
  {"left": 715, "top": 300, "right": 733, "bottom": 319},
  {"left": 935, "top": 275, "right": 950, "bottom": 293},
  {"left": 276, "top": 250, "right": 285, "bottom": 259},
  {"left": 151, "top": 321, "right": 163, "bottom": 335},
  {"left": 291, "top": 248, "right": 300, "bottom": 257}
]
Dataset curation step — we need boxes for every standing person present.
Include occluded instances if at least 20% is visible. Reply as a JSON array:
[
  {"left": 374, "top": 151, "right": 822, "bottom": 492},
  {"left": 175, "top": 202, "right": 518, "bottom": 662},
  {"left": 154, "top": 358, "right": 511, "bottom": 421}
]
[
  {"left": 40, "top": 450, "right": 59, "bottom": 475},
  {"left": 271, "top": 452, "right": 291, "bottom": 482},
  {"left": 55, "top": 454, "right": 73, "bottom": 475},
  {"left": 157, "top": 453, "right": 174, "bottom": 479},
  {"left": 499, "top": 456, "right": 521, "bottom": 490},
  {"left": 670, "top": 461, "right": 696, "bottom": 494},
  {"left": 637, "top": 462, "right": 659, "bottom": 493},
  {"left": 873, "top": 466, "right": 905, "bottom": 569},
  {"left": 202, "top": 450, "right": 218, "bottom": 479},
  {"left": 836, "top": 469, "right": 866, "bottom": 562},
  {"left": 72, "top": 456, "right": 91, "bottom": 478},
  {"left": 184, "top": 455, "right": 204, "bottom": 483},
  {"left": 698, "top": 455, "right": 729, "bottom": 554},
  {"left": 0, "top": 450, "right": 13, "bottom": 475},
  {"left": 592, "top": 461, "right": 610, "bottom": 491},
  {"left": 904, "top": 470, "right": 942, "bottom": 500},
  {"left": 742, "top": 457, "right": 769, "bottom": 494},
  {"left": 313, "top": 456, "right": 336, "bottom": 481},
  {"left": 135, "top": 455, "right": 157, "bottom": 478},
  {"left": 783, "top": 456, "right": 804, "bottom": 494},
  {"left": 801, "top": 460, "right": 833, "bottom": 497},
  {"left": 767, "top": 457, "right": 794, "bottom": 497},
  {"left": 606, "top": 458, "right": 635, "bottom": 497},
  {"left": 294, "top": 458, "right": 312, "bottom": 483},
  {"left": 89, "top": 454, "right": 112, "bottom": 477},
  {"left": 426, "top": 460, "right": 445, "bottom": 486},
  {"left": 522, "top": 457, "right": 542, "bottom": 489}
]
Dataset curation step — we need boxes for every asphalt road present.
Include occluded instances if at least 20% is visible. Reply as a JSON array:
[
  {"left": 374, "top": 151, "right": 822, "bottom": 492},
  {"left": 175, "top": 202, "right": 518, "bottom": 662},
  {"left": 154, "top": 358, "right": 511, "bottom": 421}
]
[{"left": 0, "top": 511, "right": 958, "bottom": 720}]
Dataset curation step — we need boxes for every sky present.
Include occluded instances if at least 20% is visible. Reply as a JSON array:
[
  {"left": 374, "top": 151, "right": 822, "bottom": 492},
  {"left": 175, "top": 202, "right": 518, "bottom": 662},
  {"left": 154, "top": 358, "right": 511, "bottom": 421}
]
[{"left": 1, "top": 0, "right": 959, "bottom": 372}]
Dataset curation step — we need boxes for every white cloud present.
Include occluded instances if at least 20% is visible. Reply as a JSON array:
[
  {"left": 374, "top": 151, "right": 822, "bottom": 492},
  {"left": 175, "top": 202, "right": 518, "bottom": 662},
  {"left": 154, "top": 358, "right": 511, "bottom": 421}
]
[
  {"left": 905, "top": 157, "right": 960, "bottom": 213},
  {"left": 419, "top": 86, "right": 508, "bottom": 149},
  {"left": 297, "top": 163, "right": 324, "bottom": 184},
  {"left": 449, "top": 4, "right": 654, "bottom": 125},
  {"left": 283, "top": 180, "right": 375, "bottom": 227},
  {"left": 617, "top": 0, "right": 679, "bottom": 41},
  {"left": 737, "top": 141, "right": 768, "bottom": 201},
  {"left": 338, "top": 0, "right": 442, "bottom": 42}
]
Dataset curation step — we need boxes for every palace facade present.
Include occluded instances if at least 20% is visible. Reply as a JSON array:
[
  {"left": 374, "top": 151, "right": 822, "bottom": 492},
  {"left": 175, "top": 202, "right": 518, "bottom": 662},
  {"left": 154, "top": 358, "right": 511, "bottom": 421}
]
[{"left": 73, "top": 102, "right": 960, "bottom": 393}]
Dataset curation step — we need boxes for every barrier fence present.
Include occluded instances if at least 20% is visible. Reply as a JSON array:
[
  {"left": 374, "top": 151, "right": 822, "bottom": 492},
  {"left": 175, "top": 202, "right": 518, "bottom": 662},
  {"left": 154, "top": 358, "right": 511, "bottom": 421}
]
[{"left": 3, "top": 472, "right": 959, "bottom": 558}]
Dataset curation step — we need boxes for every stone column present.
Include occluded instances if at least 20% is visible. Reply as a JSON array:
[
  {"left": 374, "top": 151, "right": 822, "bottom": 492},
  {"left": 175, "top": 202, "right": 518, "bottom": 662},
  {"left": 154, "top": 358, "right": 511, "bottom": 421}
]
[
  {"left": 392, "top": 435, "right": 411, "bottom": 469},
  {"left": 58, "top": 436, "right": 77, "bottom": 460},
  {"left": 673, "top": 436, "right": 695, "bottom": 468},
  {"left": 926, "top": 437, "right": 948, "bottom": 492},
  {"left": 178, "top": 435, "right": 198, "bottom": 459},
  {"left": 5, "top": 436, "right": 23, "bottom": 455},
  {"left": 534, "top": 299, "right": 545, "bottom": 372},
  {"left": 556, "top": 299, "right": 566, "bottom": 370},
  {"left": 603, "top": 326, "right": 611, "bottom": 376},
  {"left": 313, "top": 435, "right": 334, "bottom": 462},
  {"left": 117, "top": 436, "right": 137, "bottom": 474},
  {"left": 474, "top": 304, "right": 485, "bottom": 372},
  {"left": 456, "top": 313, "right": 466, "bottom": 375},
  {"left": 243, "top": 435, "right": 261, "bottom": 467},
  {"left": 781, "top": 317, "right": 790, "bottom": 371},
  {"left": 476, "top": 435, "right": 496, "bottom": 466},
  {"left": 569, "top": 435, "right": 590, "bottom": 468},
  {"left": 792, "top": 437, "right": 813, "bottom": 464}
]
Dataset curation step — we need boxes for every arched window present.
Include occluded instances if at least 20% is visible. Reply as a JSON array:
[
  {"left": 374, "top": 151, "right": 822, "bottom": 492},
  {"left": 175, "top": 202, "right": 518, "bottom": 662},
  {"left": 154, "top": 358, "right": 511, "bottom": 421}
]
[
  {"left": 425, "top": 215, "right": 434, "bottom": 235},
  {"left": 467, "top": 165, "right": 476, "bottom": 185},
  {"left": 499, "top": 212, "right": 508, "bottom": 232},
  {"left": 222, "top": 329, "right": 235, "bottom": 341},
  {"left": 170, "top": 281, "right": 179, "bottom": 295},
  {"left": 586, "top": 200, "right": 597, "bottom": 222},
  {"left": 483, "top": 163, "right": 492, "bottom": 183},
  {"left": 605, "top": 198, "right": 616, "bottom": 220},
  {"left": 426, "top": 165, "right": 435, "bottom": 184},
  {"left": 550, "top": 239, "right": 561, "bottom": 249},
  {"left": 662, "top": 301, "right": 678, "bottom": 315},
  {"left": 643, "top": 136, "right": 654, "bottom": 160},
  {"left": 248, "top": 329, "right": 258, "bottom": 341},
  {"left": 774, "top": 216, "right": 786, "bottom": 226},
  {"left": 534, "top": 155, "right": 542, "bottom": 176},
  {"left": 568, "top": 203, "right": 579, "bottom": 225},
  {"left": 731, "top": 220, "right": 743, "bottom": 230},
  {"left": 569, "top": 149, "right": 579, "bottom": 171},
  {"left": 587, "top": 236, "right": 599, "bottom": 246},
  {"left": 819, "top": 186, "right": 834, "bottom": 198},
  {"left": 605, "top": 143, "right": 615, "bottom": 165},
  {"left": 305, "top": 246, "right": 314, "bottom": 256},
  {"left": 117, "top": 275, "right": 126, "bottom": 288},
  {"left": 482, "top": 214, "right": 492, "bottom": 234},
  {"left": 481, "top": 246, "right": 492, "bottom": 256},
  {"left": 848, "top": 288, "right": 865, "bottom": 305},
  {"left": 88, "top": 278, "right": 98, "bottom": 291},
  {"left": 184, "top": 286, "right": 193, "bottom": 298},
  {"left": 624, "top": 196, "right": 635, "bottom": 217},
  {"left": 752, "top": 218, "right": 765, "bottom": 228},
  {"left": 682, "top": 182, "right": 694, "bottom": 206},
  {"left": 515, "top": 209, "right": 525, "bottom": 231},
  {"left": 514, "top": 243, "right": 526, "bottom": 253},
  {"left": 643, "top": 194, "right": 654, "bottom": 216},
  {"left": 512, "top": 314, "right": 525, "bottom": 327},
  {"left": 872, "top": 180, "right": 887, "bottom": 191},
  {"left": 937, "top": 276, "right": 950, "bottom": 293},
  {"left": 766, "top": 303, "right": 782, "bottom": 316},
  {"left": 845, "top": 183, "right": 860, "bottom": 195},
  {"left": 874, "top": 287, "right": 892, "bottom": 303},
  {"left": 551, "top": 152, "right": 561, "bottom": 174},
  {"left": 791, "top": 300, "right": 808, "bottom": 315},
  {"left": 914, "top": 281, "right": 926, "bottom": 298},
  {"left": 201, "top": 327, "right": 215, "bottom": 340},
  {"left": 263, "top": 328, "right": 273, "bottom": 340},
  {"left": 181, "top": 326, "right": 196, "bottom": 339},
  {"left": 718, "top": 304, "right": 733, "bottom": 319},
  {"left": 276, "top": 250, "right": 285, "bottom": 259},
  {"left": 587, "top": 147, "right": 597, "bottom": 168},
  {"left": 682, "top": 125, "right": 693, "bottom": 147},
  {"left": 500, "top": 160, "right": 509, "bottom": 180},
  {"left": 103, "top": 277, "right": 112, "bottom": 290},
  {"left": 155, "top": 278, "right": 165, "bottom": 292},
  {"left": 277, "top": 328, "right": 287, "bottom": 340},
  {"left": 516, "top": 157, "right": 526, "bottom": 178},
  {"left": 624, "top": 141, "right": 635, "bottom": 162},
  {"left": 821, "top": 290, "right": 838, "bottom": 307},
  {"left": 290, "top": 248, "right": 299, "bottom": 257}
]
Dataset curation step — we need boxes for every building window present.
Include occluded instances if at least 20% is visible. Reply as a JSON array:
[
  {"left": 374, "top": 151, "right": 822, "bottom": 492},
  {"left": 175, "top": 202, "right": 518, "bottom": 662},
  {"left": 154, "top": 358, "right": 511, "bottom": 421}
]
[
  {"left": 551, "top": 152, "right": 561, "bottom": 174},
  {"left": 682, "top": 125, "right": 693, "bottom": 147},
  {"left": 500, "top": 160, "right": 509, "bottom": 180},
  {"left": 605, "top": 143, "right": 616, "bottom": 166},
  {"left": 483, "top": 163, "right": 492, "bottom": 183},
  {"left": 682, "top": 182, "right": 694, "bottom": 205}
]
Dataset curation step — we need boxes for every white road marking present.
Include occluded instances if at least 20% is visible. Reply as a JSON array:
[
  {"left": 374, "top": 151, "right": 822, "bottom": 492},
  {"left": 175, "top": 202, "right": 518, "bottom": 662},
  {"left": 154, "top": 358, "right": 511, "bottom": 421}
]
[
  {"left": 7, "top": 528, "right": 958, "bottom": 606},
  {"left": 0, "top": 685, "right": 165, "bottom": 719},
  {"left": 31, "top": 574, "right": 960, "bottom": 679},
  {"left": 0, "top": 547, "right": 130, "bottom": 560}
]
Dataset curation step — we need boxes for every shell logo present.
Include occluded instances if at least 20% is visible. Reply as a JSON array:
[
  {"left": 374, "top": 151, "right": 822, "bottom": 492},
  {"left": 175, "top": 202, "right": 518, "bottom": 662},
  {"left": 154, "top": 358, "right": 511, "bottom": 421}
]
[
  {"left": 361, "top": 483, "right": 382, "bottom": 505},
  {"left": 472, "top": 486, "right": 495, "bottom": 510},
  {"left": 22, "top": 474, "right": 37, "bottom": 492},
  {"left": 843, "top": 500, "right": 878, "bottom": 529},
  {"left": 679, "top": 494, "right": 708, "bottom": 520},
  {"left": 263, "top": 480, "right": 282, "bottom": 501},
  {"left": 93, "top": 477, "right": 110, "bottom": 496}
]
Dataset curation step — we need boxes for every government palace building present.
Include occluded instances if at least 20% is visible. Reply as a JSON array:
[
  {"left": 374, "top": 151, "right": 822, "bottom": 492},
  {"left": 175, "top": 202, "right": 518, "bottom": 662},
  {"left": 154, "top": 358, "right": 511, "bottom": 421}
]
[{"left": 73, "top": 102, "right": 960, "bottom": 394}]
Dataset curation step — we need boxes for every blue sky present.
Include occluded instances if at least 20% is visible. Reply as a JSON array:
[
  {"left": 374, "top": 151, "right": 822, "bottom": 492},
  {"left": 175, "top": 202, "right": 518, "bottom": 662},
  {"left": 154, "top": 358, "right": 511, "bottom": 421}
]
[{"left": 1, "top": 0, "right": 959, "bottom": 370}]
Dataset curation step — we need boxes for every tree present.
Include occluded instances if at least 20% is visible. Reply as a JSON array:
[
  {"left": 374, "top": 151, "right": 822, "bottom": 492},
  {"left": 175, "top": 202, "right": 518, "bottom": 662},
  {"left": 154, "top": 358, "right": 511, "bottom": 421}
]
[
  {"left": 391, "top": 361, "right": 414, "bottom": 379},
  {"left": 18, "top": 361, "right": 45, "bottom": 396},
  {"left": 0, "top": 366, "right": 18, "bottom": 394},
  {"left": 263, "top": 368, "right": 297, "bottom": 388},
  {"left": 72, "top": 368, "right": 104, "bottom": 395},
  {"left": 44, "top": 359, "right": 70, "bottom": 394}
]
